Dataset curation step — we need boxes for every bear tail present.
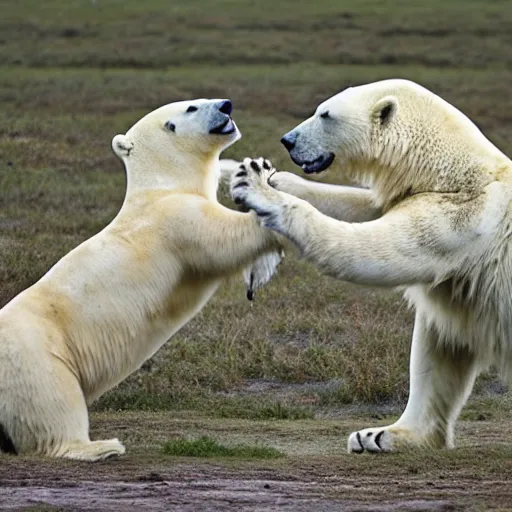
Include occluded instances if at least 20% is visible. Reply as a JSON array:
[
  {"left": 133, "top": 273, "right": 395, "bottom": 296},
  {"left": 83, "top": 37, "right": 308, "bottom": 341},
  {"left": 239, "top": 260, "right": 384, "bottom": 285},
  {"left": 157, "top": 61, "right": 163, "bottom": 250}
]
[{"left": 0, "top": 423, "right": 17, "bottom": 454}]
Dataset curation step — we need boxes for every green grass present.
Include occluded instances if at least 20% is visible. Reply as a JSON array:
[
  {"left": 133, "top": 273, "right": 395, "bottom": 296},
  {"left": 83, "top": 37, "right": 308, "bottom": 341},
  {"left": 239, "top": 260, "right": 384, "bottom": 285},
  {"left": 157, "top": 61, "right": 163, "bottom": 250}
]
[
  {"left": 1, "top": 0, "right": 510, "bottom": 412},
  {"left": 162, "top": 436, "right": 283, "bottom": 459}
]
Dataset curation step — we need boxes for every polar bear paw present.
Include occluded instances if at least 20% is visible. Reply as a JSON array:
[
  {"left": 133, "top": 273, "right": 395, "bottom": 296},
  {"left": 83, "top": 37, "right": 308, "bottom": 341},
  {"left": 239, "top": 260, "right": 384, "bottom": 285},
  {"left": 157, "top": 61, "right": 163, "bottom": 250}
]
[
  {"left": 230, "top": 157, "right": 285, "bottom": 233},
  {"left": 62, "top": 438, "right": 126, "bottom": 462},
  {"left": 347, "top": 426, "right": 417, "bottom": 453},
  {"left": 268, "top": 170, "right": 305, "bottom": 196}
]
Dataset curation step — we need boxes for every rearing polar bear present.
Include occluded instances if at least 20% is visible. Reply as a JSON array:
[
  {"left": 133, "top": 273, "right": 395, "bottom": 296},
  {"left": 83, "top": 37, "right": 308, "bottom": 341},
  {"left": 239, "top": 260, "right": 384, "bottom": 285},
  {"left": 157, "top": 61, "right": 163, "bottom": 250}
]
[
  {"left": 230, "top": 79, "right": 512, "bottom": 453},
  {"left": 0, "top": 99, "right": 281, "bottom": 460}
]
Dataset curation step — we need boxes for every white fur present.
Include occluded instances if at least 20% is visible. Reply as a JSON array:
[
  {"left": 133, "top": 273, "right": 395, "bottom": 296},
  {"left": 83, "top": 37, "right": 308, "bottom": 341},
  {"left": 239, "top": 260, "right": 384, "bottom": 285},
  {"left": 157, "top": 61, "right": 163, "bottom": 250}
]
[
  {"left": 0, "top": 99, "right": 281, "bottom": 460},
  {"left": 230, "top": 79, "right": 512, "bottom": 453}
]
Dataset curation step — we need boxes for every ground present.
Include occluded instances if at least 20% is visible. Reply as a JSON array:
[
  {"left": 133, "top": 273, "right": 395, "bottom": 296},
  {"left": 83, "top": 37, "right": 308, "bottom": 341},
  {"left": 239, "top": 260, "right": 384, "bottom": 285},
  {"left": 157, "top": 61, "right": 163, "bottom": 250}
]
[
  {"left": 2, "top": 406, "right": 512, "bottom": 511},
  {"left": 1, "top": 0, "right": 512, "bottom": 510}
]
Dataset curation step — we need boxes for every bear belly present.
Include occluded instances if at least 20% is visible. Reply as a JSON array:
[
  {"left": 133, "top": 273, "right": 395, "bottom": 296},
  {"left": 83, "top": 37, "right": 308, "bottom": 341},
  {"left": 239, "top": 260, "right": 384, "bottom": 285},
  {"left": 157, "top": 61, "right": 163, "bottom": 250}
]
[{"left": 405, "top": 281, "right": 502, "bottom": 362}]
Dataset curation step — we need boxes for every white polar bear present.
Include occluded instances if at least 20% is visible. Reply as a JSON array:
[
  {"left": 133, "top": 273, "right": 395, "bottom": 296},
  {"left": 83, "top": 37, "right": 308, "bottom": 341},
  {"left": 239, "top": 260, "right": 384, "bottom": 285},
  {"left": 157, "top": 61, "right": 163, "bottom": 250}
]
[
  {"left": 229, "top": 79, "right": 512, "bottom": 453},
  {"left": 0, "top": 99, "right": 281, "bottom": 460}
]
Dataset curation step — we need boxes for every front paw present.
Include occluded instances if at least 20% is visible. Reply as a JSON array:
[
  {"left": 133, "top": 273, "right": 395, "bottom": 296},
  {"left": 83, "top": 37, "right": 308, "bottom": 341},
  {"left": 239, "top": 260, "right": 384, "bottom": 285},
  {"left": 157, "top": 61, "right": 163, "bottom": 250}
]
[
  {"left": 268, "top": 171, "right": 304, "bottom": 195},
  {"left": 347, "top": 425, "right": 420, "bottom": 454},
  {"left": 230, "top": 158, "right": 284, "bottom": 231}
]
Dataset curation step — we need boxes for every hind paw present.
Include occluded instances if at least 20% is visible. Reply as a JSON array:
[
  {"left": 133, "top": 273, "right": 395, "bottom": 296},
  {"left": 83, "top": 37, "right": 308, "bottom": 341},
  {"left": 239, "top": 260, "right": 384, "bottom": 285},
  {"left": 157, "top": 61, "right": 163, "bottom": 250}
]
[{"left": 62, "top": 438, "right": 126, "bottom": 462}]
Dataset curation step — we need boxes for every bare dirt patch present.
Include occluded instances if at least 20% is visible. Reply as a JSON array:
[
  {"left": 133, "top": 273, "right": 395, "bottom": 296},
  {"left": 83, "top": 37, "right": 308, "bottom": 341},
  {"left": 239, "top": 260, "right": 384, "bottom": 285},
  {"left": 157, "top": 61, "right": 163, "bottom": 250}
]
[
  {"left": 0, "top": 475, "right": 466, "bottom": 512},
  {"left": 1, "top": 411, "right": 512, "bottom": 511}
]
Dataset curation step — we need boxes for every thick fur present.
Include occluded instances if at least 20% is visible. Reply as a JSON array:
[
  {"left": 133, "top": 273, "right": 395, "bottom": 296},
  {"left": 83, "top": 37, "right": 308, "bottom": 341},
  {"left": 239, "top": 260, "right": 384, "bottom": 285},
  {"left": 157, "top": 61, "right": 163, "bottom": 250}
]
[
  {"left": 229, "top": 79, "right": 512, "bottom": 453},
  {"left": 0, "top": 99, "right": 281, "bottom": 460}
]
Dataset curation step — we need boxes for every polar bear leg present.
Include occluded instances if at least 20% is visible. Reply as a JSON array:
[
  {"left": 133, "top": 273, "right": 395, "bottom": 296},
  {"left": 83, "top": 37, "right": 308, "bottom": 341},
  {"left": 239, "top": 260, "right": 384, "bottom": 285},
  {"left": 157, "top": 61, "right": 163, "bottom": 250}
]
[
  {"left": 49, "top": 373, "right": 126, "bottom": 461},
  {"left": 38, "top": 382, "right": 126, "bottom": 461},
  {"left": 348, "top": 311, "right": 479, "bottom": 453},
  {"left": 221, "top": 158, "right": 381, "bottom": 222},
  {"left": 2, "top": 353, "right": 125, "bottom": 460}
]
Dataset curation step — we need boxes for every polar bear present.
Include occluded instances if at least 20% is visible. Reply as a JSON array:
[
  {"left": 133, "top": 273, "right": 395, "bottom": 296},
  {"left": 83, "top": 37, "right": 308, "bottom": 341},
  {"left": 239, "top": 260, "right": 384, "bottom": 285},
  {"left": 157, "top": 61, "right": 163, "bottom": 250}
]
[
  {"left": 0, "top": 99, "right": 282, "bottom": 460},
  {"left": 229, "top": 79, "right": 512, "bottom": 453}
]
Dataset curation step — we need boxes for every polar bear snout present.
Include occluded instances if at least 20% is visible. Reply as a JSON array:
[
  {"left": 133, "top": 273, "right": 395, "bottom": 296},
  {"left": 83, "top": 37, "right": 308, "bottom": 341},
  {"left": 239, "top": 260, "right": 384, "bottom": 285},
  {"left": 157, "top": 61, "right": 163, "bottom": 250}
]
[
  {"left": 297, "top": 152, "right": 335, "bottom": 174},
  {"left": 209, "top": 99, "right": 237, "bottom": 136},
  {"left": 281, "top": 129, "right": 335, "bottom": 174},
  {"left": 281, "top": 126, "right": 336, "bottom": 174},
  {"left": 218, "top": 100, "right": 233, "bottom": 115},
  {"left": 281, "top": 131, "right": 297, "bottom": 151}
]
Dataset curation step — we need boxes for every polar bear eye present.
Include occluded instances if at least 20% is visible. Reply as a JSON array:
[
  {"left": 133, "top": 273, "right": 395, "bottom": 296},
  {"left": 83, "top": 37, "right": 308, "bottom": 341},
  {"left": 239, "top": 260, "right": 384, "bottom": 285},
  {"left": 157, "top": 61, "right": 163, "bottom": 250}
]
[
  {"left": 186, "top": 106, "right": 198, "bottom": 113},
  {"left": 164, "top": 120, "right": 176, "bottom": 132},
  {"left": 320, "top": 111, "right": 331, "bottom": 119}
]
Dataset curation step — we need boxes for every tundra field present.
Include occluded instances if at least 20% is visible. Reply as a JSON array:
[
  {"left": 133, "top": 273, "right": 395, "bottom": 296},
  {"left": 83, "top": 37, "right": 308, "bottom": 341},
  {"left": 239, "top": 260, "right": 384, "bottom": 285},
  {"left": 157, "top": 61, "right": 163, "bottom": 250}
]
[{"left": 1, "top": 0, "right": 512, "bottom": 510}]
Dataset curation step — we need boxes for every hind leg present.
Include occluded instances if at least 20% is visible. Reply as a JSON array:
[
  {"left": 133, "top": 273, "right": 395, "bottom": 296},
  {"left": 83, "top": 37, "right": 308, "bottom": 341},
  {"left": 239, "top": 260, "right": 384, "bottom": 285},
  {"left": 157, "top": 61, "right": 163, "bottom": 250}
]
[
  {"left": 347, "top": 311, "right": 479, "bottom": 453},
  {"left": 41, "top": 365, "right": 126, "bottom": 460},
  {"left": 1, "top": 351, "right": 125, "bottom": 460}
]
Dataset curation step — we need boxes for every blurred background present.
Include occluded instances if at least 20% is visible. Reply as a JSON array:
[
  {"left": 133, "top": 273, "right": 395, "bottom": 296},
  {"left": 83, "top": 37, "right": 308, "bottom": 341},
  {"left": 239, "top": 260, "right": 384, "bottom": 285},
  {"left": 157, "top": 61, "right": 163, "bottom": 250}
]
[{"left": 0, "top": 0, "right": 510, "bottom": 418}]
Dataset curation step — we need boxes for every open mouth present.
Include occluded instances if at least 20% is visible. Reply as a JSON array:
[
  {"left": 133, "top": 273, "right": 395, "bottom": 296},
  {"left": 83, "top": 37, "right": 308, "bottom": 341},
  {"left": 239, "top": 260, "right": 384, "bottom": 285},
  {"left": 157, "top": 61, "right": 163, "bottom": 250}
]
[
  {"left": 209, "top": 117, "right": 236, "bottom": 135},
  {"left": 291, "top": 152, "right": 335, "bottom": 174}
]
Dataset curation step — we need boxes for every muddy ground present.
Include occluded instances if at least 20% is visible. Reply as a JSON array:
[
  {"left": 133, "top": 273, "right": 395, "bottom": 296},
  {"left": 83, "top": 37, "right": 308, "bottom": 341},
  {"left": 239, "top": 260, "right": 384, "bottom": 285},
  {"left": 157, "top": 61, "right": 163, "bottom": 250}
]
[{"left": 1, "top": 410, "right": 511, "bottom": 512}]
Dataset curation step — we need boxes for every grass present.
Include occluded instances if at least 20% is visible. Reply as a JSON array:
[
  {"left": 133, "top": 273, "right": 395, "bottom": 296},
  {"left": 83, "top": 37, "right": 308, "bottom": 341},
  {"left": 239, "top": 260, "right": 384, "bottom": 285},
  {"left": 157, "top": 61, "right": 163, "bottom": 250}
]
[
  {"left": 162, "top": 436, "right": 283, "bottom": 459},
  {"left": 213, "top": 399, "right": 314, "bottom": 420},
  {"left": 0, "top": 0, "right": 510, "bottom": 414},
  {"left": 95, "top": 389, "right": 315, "bottom": 420}
]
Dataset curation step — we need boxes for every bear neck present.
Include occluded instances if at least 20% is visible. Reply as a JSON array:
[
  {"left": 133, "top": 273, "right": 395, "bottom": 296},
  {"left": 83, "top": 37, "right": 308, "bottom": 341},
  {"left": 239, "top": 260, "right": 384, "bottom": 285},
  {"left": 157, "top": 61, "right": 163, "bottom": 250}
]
[
  {"left": 123, "top": 150, "right": 220, "bottom": 201},
  {"left": 361, "top": 128, "right": 511, "bottom": 211},
  {"left": 366, "top": 94, "right": 512, "bottom": 211},
  {"left": 368, "top": 154, "right": 503, "bottom": 212}
]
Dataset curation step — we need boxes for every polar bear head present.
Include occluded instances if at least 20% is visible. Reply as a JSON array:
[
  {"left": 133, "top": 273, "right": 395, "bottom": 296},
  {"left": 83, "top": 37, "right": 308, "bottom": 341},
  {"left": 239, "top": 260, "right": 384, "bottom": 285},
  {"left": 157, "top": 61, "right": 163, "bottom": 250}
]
[
  {"left": 112, "top": 98, "right": 240, "bottom": 170},
  {"left": 112, "top": 99, "right": 241, "bottom": 195},
  {"left": 281, "top": 79, "right": 495, "bottom": 206}
]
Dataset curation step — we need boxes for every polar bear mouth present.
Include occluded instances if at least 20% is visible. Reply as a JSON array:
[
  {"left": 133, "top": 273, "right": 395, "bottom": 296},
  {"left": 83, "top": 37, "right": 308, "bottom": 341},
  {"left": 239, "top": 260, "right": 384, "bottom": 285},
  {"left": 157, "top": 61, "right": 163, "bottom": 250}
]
[
  {"left": 209, "top": 117, "right": 236, "bottom": 135},
  {"left": 291, "top": 152, "right": 335, "bottom": 174}
]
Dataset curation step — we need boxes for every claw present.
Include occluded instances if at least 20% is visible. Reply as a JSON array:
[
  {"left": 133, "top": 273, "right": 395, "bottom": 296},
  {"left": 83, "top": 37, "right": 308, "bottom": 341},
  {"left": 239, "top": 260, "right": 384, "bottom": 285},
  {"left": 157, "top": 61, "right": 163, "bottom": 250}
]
[
  {"left": 353, "top": 432, "right": 364, "bottom": 454},
  {"left": 374, "top": 431, "right": 384, "bottom": 450},
  {"left": 250, "top": 160, "right": 261, "bottom": 172}
]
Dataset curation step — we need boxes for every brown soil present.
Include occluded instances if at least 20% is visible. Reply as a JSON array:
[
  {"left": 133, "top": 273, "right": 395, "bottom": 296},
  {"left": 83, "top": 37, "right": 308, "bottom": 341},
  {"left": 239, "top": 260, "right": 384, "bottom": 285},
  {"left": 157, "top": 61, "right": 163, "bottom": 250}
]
[
  {"left": 0, "top": 466, "right": 470, "bottom": 511},
  {"left": 1, "top": 411, "right": 511, "bottom": 512}
]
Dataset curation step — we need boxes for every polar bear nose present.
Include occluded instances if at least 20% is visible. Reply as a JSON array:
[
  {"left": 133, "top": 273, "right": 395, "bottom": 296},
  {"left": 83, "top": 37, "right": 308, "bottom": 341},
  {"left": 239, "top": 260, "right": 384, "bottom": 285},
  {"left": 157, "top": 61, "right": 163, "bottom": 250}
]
[
  {"left": 218, "top": 100, "right": 233, "bottom": 115},
  {"left": 281, "top": 131, "right": 297, "bottom": 151}
]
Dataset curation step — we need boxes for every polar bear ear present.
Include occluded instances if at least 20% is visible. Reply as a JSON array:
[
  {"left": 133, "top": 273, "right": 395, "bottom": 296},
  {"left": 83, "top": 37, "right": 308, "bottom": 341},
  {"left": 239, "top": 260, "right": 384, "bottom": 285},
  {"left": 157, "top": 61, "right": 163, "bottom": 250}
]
[
  {"left": 372, "top": 96, "right": 398, "bottom": 126},
  {"left": 111, "top": 134, "right": 134, "bottom": 159}
]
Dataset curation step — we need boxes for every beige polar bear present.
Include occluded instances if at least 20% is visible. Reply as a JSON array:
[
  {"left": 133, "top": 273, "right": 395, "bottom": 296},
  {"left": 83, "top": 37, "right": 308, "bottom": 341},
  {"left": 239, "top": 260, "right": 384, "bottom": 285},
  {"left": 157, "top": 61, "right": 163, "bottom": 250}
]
[
  {"left": 229, "top": 78, "right": 512, "bottom": 453},
  {"left": 0, "top": 99, "right": 282, "bottom": 460}
]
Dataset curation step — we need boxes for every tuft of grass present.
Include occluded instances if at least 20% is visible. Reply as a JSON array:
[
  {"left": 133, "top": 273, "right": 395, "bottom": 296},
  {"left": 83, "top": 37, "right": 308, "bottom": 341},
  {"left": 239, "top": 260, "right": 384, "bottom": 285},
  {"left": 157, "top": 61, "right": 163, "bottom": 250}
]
[{"left": 162, "top": 436, "right": 283, "bottom": 459}]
